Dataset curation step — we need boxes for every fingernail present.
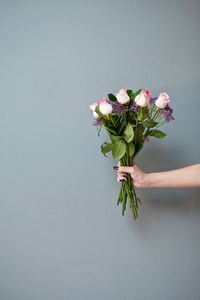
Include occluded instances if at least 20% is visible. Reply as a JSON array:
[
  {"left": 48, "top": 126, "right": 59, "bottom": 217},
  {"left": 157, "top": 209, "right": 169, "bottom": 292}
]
[{"left": 113, "top": 166, "right": 119, "bottom": 170}]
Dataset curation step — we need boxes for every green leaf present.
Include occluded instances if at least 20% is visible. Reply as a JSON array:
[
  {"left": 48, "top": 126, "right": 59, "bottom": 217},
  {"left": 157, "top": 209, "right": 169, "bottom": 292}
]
[
  {"left": 149, "top": 129, "right": 167, "bottom": 138},
  {"left": 123, "top": 123, "right": 134, "bottom": 143},
  {"left": 112, "top": 135, "right": 121, "bottom": 142},
  {"left": 142, "top": 107, "right": 150, "bottom": 121},
  {"left": 118, "top": 119, "right": 127, "bottom": 135},
  {"left": 101, "top": 142, "right": 113, "bottom": 157},
  {"left": 108, "top": 93, "right": 117, "bottom": 103},
  {"left": 112, "top": 139, "right": 126, "bottom": 160},
  {"left": 104, "top": 125, "right": 117, "bottom": 136},
  {"left": 127, "top": 142, "right": 135, "bottom": 157},
  {"left": 138, "top": 107, "right": 143, "bottom": 121},
  {"left": 127, "top": 90, "right": 132, "bottom": 98},
  {"left": 143, "top": 120, "right": 158, "bottom": 128},
  {"left": 135, "top": 142, "right": 144, "bottom": 155},
  {"left": 134, "top": 89, "right": 142, "bottom": 98}
]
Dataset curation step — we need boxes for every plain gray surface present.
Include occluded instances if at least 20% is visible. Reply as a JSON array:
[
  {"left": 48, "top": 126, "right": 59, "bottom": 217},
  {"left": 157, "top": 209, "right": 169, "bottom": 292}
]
[{"left": 0, "top": 0, "right": 200, "bottom": 299}]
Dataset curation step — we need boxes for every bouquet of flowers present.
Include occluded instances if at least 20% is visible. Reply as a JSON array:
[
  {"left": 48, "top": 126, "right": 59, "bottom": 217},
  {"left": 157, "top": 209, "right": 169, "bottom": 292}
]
[{"left": 89, "top": 88, "right": 175, "bottom": 219}]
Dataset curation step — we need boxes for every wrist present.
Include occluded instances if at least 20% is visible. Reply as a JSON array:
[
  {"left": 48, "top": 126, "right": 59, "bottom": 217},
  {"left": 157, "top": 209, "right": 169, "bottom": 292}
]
[{"left": 141, "top": 172, "right": 153, "bottom": 188}]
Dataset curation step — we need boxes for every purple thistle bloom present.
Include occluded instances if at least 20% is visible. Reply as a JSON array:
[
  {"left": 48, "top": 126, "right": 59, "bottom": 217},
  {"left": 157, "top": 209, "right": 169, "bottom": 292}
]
[
  {"left": 150, "top": 97, "right": 157, "bottom": 104},
  {"left": 111, "top": 102, "right": 130, "bottom": 115},
  {"left": 159, "top": 104, "right": 175, "bottom": 123},
  {"left": 130, "top": 104, "right": 138, "bottom": 112},
  {"left": 93, "top": 117, "right": 102, "bottom": 126},
  {"left": 111, "top": 103, "right": 123, "bottom": 114}
]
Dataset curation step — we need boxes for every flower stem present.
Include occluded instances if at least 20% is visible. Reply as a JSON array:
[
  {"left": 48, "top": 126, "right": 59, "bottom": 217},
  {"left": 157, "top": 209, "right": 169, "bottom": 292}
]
[
  {"left": 119, "top": 153, "right": 139, "bottom": 219},
  {"left": 152, "top": 108, "right": 160, "bottom": 120},
  {"left": 109, "top": 115, "right": 116, "bottom": 127},
  {"left": 156, "top": 118, "right": 166, "bottom": 128}
]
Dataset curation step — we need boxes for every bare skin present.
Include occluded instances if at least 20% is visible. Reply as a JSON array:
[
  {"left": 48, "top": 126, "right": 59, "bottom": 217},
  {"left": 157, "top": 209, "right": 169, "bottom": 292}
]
[{"left": 117, "top": 162, "right": 200, "bottom": 188}]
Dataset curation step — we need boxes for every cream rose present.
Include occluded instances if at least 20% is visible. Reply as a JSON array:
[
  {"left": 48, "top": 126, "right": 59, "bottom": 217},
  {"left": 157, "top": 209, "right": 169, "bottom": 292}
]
[
  {"left": 116, "top": 88, "right": 130, "bottom": 104},
  {"left": 90, "top": 102, "right": 98, "bottom": 112},
  {"left": 134, "top": 90, "right": 151, "bottom": 107},
  {"left": 89, "top": 102, "right": 99, "bottom": 118},
  {"left": 155, "top": 92, "right": 170, "bottom": 109},
  {"left": 99, "top": 98, "right": 113, "bottom": 115}
]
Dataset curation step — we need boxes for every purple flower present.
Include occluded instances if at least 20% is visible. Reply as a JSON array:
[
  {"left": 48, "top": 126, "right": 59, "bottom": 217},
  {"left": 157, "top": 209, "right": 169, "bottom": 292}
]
[
  {"left": 112, "top": 103, "right": 122, "bottom": 113},
  {"left": 93, "top": 117, "right": 102, "bottom": 126},
  {"left": 150, "top": 97, "right": 157, "bottom": 104},
  {"left": 130, "top": 104, "right": 138, "bottom": 112},
  {"left": 111, "top": 103, "right": 129, "bottom": 115},
  {"left": 159, "top": 104, "right": 175, "bottom": 123},
  {"left": 111, "top": 101, "right": 141, "bottom": 114}
]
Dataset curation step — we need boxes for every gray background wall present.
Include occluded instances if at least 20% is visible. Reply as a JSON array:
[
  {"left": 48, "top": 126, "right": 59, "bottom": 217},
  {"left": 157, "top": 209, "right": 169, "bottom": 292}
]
[{"left": 0, "top": 0, "right": 200, "bottom": 299}]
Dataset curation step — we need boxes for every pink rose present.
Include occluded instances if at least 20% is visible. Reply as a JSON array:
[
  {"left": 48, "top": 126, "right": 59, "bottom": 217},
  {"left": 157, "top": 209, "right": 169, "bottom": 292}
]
[
  {"left": 116, "top": 88, "right": 130, "bottom": 104},
  {"left": 90, "top": 102, "right": 98, "bottom": 112},
  {"left": 98, "top": 97, "right": 107, "bottom": 105},
  {"left": 89, "top": 102, "right": 99, "bottom": 118},
  {"left": 155, "top": 92, "right": 170, "bottom": 109},
  {"left": 98, "top": 98, "right": 113, "bottom": 115},
  {"left": 134, "top": 90, "right": 151, "bottom": 107}
]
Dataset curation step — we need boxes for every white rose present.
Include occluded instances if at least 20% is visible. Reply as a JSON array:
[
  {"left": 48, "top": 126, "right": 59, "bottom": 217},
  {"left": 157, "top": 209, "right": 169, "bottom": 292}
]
[
  {"left": 92, "top": 111, "right": 99, "bottom": 118},
  {"left": 155, "top": 92, "right": 170, "bottom": 109},
  {"left": 116, "top": 88, "right": 130, "bottom": 104},
  {"left": 99, "top": 100, "right": 113, "bottom": 115},
  {"left": 90, "top": 102, "right": 98, "bottom": 112},
  {"left": 134, "top": 90, "right": 151, "bottom": 107},
  {"left": 89, "top": 102, "right": 99, "bottom": 118}
]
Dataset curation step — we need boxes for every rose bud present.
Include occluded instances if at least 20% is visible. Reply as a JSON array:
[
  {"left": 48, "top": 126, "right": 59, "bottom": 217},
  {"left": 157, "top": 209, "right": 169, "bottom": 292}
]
[
  {"left": 90, "top": 102, "right": 98, "bottom": 111},
  {"left": 134, "top": 90, "right": 151, "bottom": 107},
  {"left": 155, "top": 92, "right": 170, "bottom": 109},
  {"left": 89, "top": 102, "right": 99, "bottom": 118},
  {"left": 99, "top": 98, "right": 113, "bottom": 115},
  {"left": 92, "top": 111, "right": 99, "bottom": 118},
  {"left": 116, "top": 88, "right": 130, "bottom": 104}
]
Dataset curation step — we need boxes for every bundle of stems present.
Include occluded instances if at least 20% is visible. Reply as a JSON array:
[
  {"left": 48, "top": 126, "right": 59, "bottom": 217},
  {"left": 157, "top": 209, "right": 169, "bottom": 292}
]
[{"left": 118, "top": 154, "right": 140, "bottom": 219}]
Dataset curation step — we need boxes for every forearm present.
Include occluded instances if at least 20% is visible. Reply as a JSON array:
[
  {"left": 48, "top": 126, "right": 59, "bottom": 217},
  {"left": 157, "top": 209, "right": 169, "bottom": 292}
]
[{"left": 145, "top": 164, "right": 200, "bottom": 188}]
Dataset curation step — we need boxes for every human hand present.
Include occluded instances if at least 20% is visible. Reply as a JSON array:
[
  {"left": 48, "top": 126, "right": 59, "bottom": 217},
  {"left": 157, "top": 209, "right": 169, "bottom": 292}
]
[{"left": 114, "top": 162, "right": 149, "bottom": 188}]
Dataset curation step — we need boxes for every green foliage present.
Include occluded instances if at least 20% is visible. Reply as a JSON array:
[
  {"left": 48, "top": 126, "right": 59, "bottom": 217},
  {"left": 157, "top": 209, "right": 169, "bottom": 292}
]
[
  {"left": 118, "top": 119, "right": 127, "bottom": 136},
  {"left": 135, "top": 142, "right": 144, "bottom": 155},
  {"left": 101, "top": 142, "right": 113, "bottom": 157},
  {"left": 127, "top": 90, "right": 132, "bottom": 99},
  {"left": 131, "top": 91, "right": 135, "bottom": 99},
  {"left": 136, "top": 123, "right": 145, "bottom": 141},
  {"left": 123, "top": 123, "right": 134, "bottom": 143},
  {"left": 98, "top": 125, "right": 102, "bottom": 136},
  {"left": 104, "top": 125, "right": 117, "bottom": 136},
  {"left": 112, "top": 139, "right": 126, "bottom": 160},
  {"left": 149, "top": 129, "right": 167, "bottom": 138},
  {"left": 142, "top": 107, "right": 150, "bottom": 121},
  {"left": 127, "top": 142, "right": 135, "bottom": 156},
  {"left": 138, "top": 108, "right": 143, "bottom": 121},
  {"left": 134, "top": 89, "right": 142, "bottom": 98},
  {"left": 108, "top": 93, "right": 117, "bottom": 103},
  {"left": 95, "top": 106, "right": 106, "bottom": 119},
  {"left": 143, "top": 120, "right": 158, "bottom": 128}
]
